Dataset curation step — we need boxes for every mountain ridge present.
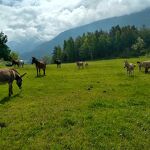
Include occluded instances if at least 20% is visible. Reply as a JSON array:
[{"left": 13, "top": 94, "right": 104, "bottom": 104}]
[{"left": 21, "top": 8, "right": 150, "bottom": 60}]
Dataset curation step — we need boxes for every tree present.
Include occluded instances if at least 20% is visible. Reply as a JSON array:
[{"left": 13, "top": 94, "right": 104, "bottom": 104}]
[
  {"left": 42, "top": 55, "right": 52, "bottom": 64},
  {"left": 74, "top": 36, "right": 82, "bottom": 60},
  {"left": 10, "top": 51, "right": 19, "bottom": 60},
  {"left": 0, "top": 32, "right": 11, "bottom": 60},
  {"left": 52, "top": 25, "right": 150, "bottom": 62},
  {"left": 0, "top": 32, "right": 7, "bottom": 44},
  {"left": 132, "top": 37, "right": 145, "bottom": 56},
  {"left": 65, "top": 37, "right": 75, "bottom": 62},
  {"left": 140, "top": 27, "right": 150, "bottom": 48},
  {"left": 52, "top": 45, "right": 62, "bottom": 63},
  {"left": 98, "top": 33, "right": 111, "bottom": 58}
]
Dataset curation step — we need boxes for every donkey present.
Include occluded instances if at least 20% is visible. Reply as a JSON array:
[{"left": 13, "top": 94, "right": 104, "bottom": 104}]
[
  {"left": 11, "top": 59, "right": 24, "bottom": 68},
  {"left": 0, "top": 69, "right": 26, "bottom": 96},
  {"left": 124, "top": 60, "right": 136, "bottom": 76},
  {"left": 76, "top": 61, "right": 84, "bottom": 69},
  {"left": 19, "top": 60, "right": 24, "bottom": 68},
  {"left": 55, "top": 59, "right": 61, "bottom": 68},
  {"left": 137, "top": 61, "right": 150, "bottom": 73},
  {"left": 32, "top": 57, "right": 46, "bottom": 77}
]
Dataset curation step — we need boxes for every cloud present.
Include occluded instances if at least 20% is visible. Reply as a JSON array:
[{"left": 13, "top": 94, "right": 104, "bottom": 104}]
[{"left": 0, "top": 0, "right": 150, "bottom": 42}]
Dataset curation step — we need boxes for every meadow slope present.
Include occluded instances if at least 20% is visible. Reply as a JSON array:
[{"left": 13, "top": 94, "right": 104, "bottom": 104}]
[{"left": 0, "top": 58, "right": 150, "bottom": 149}]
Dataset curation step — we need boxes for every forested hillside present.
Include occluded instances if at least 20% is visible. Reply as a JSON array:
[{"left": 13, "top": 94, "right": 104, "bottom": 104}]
[
  {"left": 52, "top": 25, "right": 150, "bottom": 62},
  {"left": 21, "top": 8, "right": 150, "bottom": 60}
]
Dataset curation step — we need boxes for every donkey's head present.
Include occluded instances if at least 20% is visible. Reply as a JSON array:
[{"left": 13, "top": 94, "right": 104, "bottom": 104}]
[
  {"left": 55, "top": 59, "right": 61, "bottom": 64},
  {"left": 32, "top": 57, "right": 37, "bottom": 64},
  {"left": 137, "top": 61, "right": 142, "bottom": 71},
  {"left": 124, "top": 60, "right": 129, "bottom": 68},
  {"left": 16, "top": 73, "right": 26, "bottom": 89}
]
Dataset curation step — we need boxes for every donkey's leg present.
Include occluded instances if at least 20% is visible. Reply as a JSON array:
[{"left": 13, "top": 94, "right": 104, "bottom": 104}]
[
  {"left": 127, "top": 70, "right": 128, "bottom": 76},
  {"left": 128, "top": 70, "right": 130, "bottom": 76},
  {"left": 79, "top": 64, "right": 81, "bottom": 69},
  {"left": 82, "top": 64, "right": 84, "bottom": 69},
  {"left": 9, "top": 83, "right": 13, "bottom": 96},
  {"left": 145, "top": 67, "right": 148, "bottom": 73},
  {"left": 130, "top": 70, "right": 132, "bottom": 76},
  {"left": 37, "top": 68, "right": 38, "bottom": 76},
  {"left": 43, "top": 69, "right": 45, "bottom": 75}
]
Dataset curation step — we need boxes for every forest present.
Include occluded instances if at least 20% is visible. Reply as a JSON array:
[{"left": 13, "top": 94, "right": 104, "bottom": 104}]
[
  {"left": 52, "top": 25, "right": 150, "bottom": 62},
  {"left": 1, "top": 25, "right": 150, "bottom": 62},
  {"left": 0, "top": 32, "right": 11, "bottom": 60}
]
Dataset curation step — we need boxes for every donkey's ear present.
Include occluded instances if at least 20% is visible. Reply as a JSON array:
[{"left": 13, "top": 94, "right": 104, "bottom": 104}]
[{"left": 21, "top": 73, "right": 27, "bottom": 78}]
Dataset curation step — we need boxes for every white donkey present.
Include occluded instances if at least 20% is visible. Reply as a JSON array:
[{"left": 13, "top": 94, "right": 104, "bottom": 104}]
[{"left": 124, "top": 60, "right": 136, "bottom": 76}]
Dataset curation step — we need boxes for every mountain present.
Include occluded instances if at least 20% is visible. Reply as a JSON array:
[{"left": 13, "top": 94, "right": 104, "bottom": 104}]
[
  {"left": 21, "top": 8, "right": 150, "bottom": 60},
  {"left": 7, "top": 41, "right": 21, "bottom": 52},
  {"left": 7, "top": 38, "right": 42, "bottom": 56}
]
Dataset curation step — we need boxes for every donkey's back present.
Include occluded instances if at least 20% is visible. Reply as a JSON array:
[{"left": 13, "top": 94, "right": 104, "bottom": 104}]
[
  {"left": 37, "top": 61, "right": 46, "bottom": 69},
  {"left": 0, "top": 69, "right": 15, "bottom": 83},
  {"left": 0, "top": 68, "right": 26, "bottom": 96}
]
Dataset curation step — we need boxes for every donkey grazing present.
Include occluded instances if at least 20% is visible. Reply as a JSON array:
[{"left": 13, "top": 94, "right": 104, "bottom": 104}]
[
  {"left": 76, "top": 61, "right": 84, "bottom": 69},
  {"left": 55, "top": 59, "right": 61, "bottom": 68},
  {"left": 124, "top": 60, "right": 136, "bottom": 76},
  {"left": 12, "top": 59, "right": 24, "bottom": 68},
  {"left": 0, "top": 69, "right": 26, "bottom": 96},
  {"left": 32, "top": 57, "right": 46, "bottom": 77},
  {"left": 137, "top": 61, "right": 150, "bottom": 73}
]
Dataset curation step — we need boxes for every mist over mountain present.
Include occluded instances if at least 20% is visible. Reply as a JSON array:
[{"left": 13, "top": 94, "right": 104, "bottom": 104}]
[
  {"left": 20, "top": 8, "right": 150, "bottom": 60},
  {"left": 7, "top": 38, "right": 42, "bottom": 55}
]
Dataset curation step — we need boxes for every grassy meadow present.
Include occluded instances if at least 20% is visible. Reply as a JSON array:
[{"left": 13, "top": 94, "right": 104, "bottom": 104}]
[{"left": 0, "top": 58, "right": 150, "bottom": 149}]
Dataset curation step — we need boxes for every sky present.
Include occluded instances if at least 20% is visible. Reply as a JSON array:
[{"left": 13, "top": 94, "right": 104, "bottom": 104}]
[{"left": 0, "top": 0, "right": 150, "bottom": 42}]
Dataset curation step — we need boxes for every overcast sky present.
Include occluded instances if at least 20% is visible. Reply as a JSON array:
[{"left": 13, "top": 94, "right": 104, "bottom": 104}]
[{"left": 0, "top": 0, "right": 150, "bottom": 42}]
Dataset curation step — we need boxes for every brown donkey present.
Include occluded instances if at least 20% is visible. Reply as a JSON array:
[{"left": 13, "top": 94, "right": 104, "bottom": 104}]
[
  {"left": 32, "top": 57, "right": 46, "bottom": 76},
  {"left": 0, "top": 68, "right": 26, "bottom": 96},
  {"left": 137, "top": 61, "right": 150, "bottom": 73}
]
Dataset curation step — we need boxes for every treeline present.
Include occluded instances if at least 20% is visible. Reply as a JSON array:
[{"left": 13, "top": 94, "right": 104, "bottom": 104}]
[
  {"left": 0, "top": 32, "right": 11, "bottom": 60},
  {"left": 52, "top": 25, "right": 150, "bottom": 62},
  {"left": 0, "top": 32, "right": 20, "bottom": 61}
]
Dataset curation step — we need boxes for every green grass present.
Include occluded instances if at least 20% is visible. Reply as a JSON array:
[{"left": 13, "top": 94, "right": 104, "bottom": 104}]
[{"left": 0, "top": 58, "right": 150, "bottom": 149}]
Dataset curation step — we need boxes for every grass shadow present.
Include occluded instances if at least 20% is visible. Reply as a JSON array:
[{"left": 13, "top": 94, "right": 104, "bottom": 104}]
[
  {"left": 0, "top": 122, "right": 7, "bottom": 128},
  {"left": 35, "top": 75, "right": 46, "bottom": 78},
  {"left": 140, "top": 70, "right": 150, "bottom": 74},
  {"left": 0, "top": 93, "right": 21, "bottom": 105}
]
